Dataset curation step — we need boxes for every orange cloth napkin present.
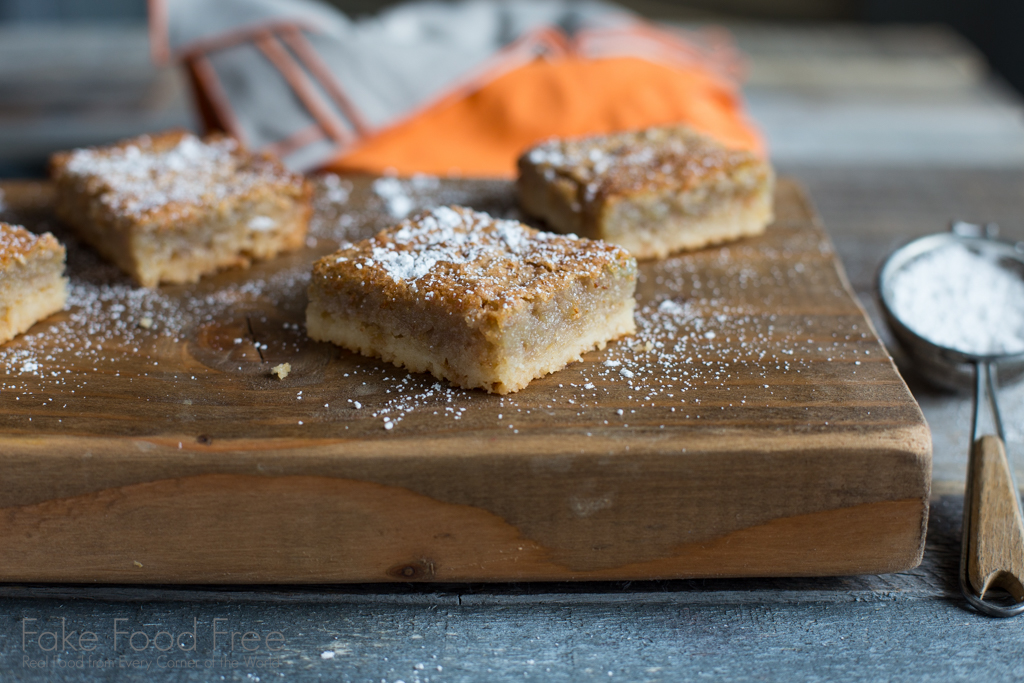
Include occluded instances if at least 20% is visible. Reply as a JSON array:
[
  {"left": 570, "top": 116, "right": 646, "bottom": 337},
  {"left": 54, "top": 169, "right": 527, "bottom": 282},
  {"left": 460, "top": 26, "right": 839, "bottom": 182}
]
[{"left": 329, "top": 55, "right": 763, "bottom": 178}]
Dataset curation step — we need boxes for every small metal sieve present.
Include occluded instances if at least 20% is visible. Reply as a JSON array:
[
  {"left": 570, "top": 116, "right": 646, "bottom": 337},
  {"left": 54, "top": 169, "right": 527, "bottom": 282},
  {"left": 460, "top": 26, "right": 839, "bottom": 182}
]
[{"left": 879, "top": 222, "right": 1024, "bottom": 618}]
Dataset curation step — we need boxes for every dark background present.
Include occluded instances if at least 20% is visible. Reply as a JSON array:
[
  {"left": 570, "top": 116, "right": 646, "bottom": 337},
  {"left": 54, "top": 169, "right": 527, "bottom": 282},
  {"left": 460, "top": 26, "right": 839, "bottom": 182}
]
[{"left": 1, "top": 0, "right": 1021, "bottom": 96}]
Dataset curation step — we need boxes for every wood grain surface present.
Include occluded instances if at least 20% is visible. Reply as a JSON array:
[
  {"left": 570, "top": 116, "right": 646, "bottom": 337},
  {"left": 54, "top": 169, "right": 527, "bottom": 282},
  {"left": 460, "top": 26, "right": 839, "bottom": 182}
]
[{"left": 0, "top": 176, "right": 931, "bottom": 583}]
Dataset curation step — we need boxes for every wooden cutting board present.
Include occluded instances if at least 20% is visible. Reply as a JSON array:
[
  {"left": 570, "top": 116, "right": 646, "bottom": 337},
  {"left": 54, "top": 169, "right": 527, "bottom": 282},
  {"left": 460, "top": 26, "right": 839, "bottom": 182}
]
[{"left": 0, "top": 176, "right": 930, "bottom": 584}]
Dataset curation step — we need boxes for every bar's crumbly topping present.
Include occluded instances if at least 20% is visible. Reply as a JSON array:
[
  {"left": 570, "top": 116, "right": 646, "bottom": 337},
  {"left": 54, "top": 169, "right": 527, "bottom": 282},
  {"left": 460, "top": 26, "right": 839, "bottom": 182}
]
[
  {"left": 56, "top": 132, "right": 295, "bottom": 218},
  {"left": 522, "top": 125, "right": 764, "bottom": 206},
  {"left": 315, "top": 205, "right": 635, "bottom": 311},
  {"left": 0, "top": 222, "right": 62, "bottom": 268}
]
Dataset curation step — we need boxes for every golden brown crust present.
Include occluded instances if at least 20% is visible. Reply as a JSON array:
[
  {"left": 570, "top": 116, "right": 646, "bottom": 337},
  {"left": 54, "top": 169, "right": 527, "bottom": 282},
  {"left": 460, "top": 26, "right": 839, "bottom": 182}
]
[
  {"left": 50, "top": 130, "right": 310, "bottom": 224},
  {"left": 517, "top": 125, "right": 774, "bottom": 258},
  {"left": 0, "top": 221, "right": 68, "bottom": 345},
  {"left": 308, "top": 205, "right": 638, "bottom": 393},
  {"left": 0, "top": 222, "right": 64, "bottom": 268},
  {"left": 50, "top": 130, "right": 312, "bottom": 286},
  {"left": 519, "top": 125, "right": 762, "bottom": 206},
  {"left": 311, "top": 205, "right": 636, "bottom": 329}
]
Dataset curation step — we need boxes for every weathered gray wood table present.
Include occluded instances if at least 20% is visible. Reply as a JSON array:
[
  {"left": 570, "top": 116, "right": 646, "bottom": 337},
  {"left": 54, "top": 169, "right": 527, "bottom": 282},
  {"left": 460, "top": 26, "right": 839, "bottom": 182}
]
[{"left": 3, "top": 21, "right": 1024, "bottom": 683}]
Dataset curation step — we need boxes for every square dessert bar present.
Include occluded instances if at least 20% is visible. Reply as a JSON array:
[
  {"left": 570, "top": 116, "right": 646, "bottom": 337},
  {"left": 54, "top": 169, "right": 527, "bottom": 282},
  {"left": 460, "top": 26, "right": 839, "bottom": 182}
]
[
  {"left": 51, "top": 130, "right": 312, "bottom": 287},
  {"left": 0, "top": 222, "right": 68, "bottom": 345},
  {"left": 307, "top": 205, "right": 637, "bottom": 394},
  {"left": 517, "top": 125, "right": 774, "bottom": 259}
]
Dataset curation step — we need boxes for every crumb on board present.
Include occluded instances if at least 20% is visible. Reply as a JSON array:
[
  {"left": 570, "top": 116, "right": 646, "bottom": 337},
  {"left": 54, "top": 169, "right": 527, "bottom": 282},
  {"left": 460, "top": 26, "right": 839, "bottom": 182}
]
[
  {"left": 139, "top": 317, "right": 153, "bottom": 329},
  {"left": 271, "top": 363, "right": 291, "bottom": 379}
]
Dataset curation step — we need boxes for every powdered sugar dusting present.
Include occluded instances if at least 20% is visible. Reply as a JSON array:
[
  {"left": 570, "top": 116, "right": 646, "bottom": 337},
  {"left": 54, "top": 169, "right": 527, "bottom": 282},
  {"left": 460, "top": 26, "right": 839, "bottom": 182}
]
[
  {"left": 358, "top": 205, "right": 590, "bottom": 289},
  {"left": 59, "top": 133, "right": 288, "bottom": 218},
  {"left": 888, "top": 241, "right": 1024, "bottom": 356},
  {"left": 372, "top": 173, "right": 442, "bottom": 220},
  {"left": 0, "top": 175, "right": 881, "bottom": 439},
  {"left": 321, "top": 173, "right": 351, "bottom": 205},
  {"left": 522, "top": 126, "right": 752, "bottom": 206},
  {"left": 0, "top": 222, "right": 42, "bottom": 257},
  {"left": 372, "top": 176, "right": 414, "bottom": 219},
  {"left": 369, "top": 246, "right": 439, "bottom": 282}
]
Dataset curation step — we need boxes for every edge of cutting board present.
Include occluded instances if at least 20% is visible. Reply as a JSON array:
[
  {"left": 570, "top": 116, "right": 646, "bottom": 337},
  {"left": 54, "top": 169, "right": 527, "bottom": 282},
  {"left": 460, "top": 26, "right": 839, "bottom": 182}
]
[
  {"left": 0, "top": 177, "right": 932, "bottom": 583},
  {"left": 0, "top": 424, "right": 930, "bottom": 583}
]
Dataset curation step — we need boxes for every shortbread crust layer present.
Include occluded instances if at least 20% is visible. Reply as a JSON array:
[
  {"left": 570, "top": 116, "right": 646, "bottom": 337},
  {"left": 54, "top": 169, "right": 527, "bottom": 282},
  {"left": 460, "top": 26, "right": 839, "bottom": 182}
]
[{"left": 307, "top": 205, "right": 637, "bottom": 394}]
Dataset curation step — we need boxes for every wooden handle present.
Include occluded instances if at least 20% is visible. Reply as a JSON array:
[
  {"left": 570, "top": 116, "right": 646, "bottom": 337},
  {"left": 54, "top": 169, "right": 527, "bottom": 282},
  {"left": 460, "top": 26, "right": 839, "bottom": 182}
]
[{"left": 967, "top": 434, "right": 1024, "bottom": 600}]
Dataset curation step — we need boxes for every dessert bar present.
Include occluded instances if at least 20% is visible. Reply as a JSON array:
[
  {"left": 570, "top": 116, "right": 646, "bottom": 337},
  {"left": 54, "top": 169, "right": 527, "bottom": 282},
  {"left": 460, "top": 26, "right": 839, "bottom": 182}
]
[
  {"left": 307, "top": 205, "right": 637, "bottom": 394},
  {"left": 0, "top": 222, "right": 68, "bottom": 345},
  {"left": 51, "top": 130, "right": 311, "bottom": 287},
  {"left": 518, "top": 125, "right": 774, "bottom": 259}
]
